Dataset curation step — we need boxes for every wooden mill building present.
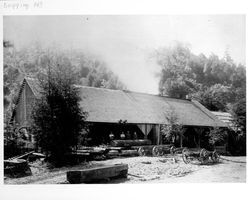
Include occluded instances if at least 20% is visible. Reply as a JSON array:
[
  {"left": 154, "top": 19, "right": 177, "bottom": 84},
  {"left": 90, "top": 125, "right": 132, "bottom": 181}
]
[{"left": 11, "top": 77, "right": 227, "bottom": 147}]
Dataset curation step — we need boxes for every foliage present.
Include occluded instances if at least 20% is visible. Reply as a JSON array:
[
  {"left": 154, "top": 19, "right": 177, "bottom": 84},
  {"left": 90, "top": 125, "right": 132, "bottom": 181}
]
[
  {"left": 227, "top": 129, "right": 246, "bottom": 156},
  {"left": 3, "top": 41, "right": 126, "bottom": 126},
  {"left": 192, "top": 84, "right": 235, "bottom": 111},
  {"left": 156, "top": 42, "right": 246, "bottom": 154},
  {"left": 31, "top": 62, "right": 87, "bottom": 166},
  {"left": 229, "top": 97, "right": 246, "bottom": 133},
  {"left": 156, "top": 42, "right": 246, "bottom": 110},
  {"left": 208, "top": 127, "right": 227, "bottom": 146},
  {"left": 4, "top": 124, "right": 27, "bottom": 159},
  {"left": 161, "top": 110, "right": 184, "bottom": 146}
]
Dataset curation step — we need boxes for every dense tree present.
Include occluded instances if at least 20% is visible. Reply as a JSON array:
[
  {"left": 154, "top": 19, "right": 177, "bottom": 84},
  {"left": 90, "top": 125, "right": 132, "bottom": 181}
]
[
  {"left": 156, "top": 42, "right": 246, "bottom": 154},
  {"left": 160, "top": 110, "right": 184, "bottom": 147},
  {"left": 156, "top": 42, "right": 245, "bottom": 110},
  {"left": 192, "top": 84, "right": 235, "bottom": 111},
  {"left": 156, "top": 43, "right": 195, "bottom": 98},
  {"left": 31, "top": 62, "right": 87, "bottom": 166},
  {"left": 229, "top": 98, "right": 246, "bottom": 133}
]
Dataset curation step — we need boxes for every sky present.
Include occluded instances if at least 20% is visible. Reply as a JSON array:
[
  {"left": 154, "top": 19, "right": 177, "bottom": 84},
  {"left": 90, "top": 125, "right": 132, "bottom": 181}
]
[{"left": 3, "top": 15, "right": 245, "bottom": 94}]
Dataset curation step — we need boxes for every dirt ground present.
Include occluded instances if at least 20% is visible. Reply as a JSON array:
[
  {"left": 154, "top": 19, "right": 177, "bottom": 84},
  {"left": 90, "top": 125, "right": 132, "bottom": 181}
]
[{"left": 4, "top": 155, "right": 246, "bottom": 184}]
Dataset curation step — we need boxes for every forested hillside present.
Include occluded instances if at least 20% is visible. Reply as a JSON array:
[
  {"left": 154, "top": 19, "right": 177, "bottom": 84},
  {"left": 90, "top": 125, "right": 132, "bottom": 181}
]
[
  {"left": 3, "top": 41, "right": 126, "bottom": 124},
  {"left": 3, "top": 41, "right": 246, "bottom": 133},
  {"left": 155, "top": 43, "right": 246, "bottom": 132}
]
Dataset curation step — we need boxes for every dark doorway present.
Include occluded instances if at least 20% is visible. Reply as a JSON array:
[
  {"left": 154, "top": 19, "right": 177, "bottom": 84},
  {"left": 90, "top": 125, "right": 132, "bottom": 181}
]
[
  {"left": 182, "top": 127, "right": 200, "bottom": 148},
  {"left": 87, "top": 123, "right": 145, "bottom": 146}
]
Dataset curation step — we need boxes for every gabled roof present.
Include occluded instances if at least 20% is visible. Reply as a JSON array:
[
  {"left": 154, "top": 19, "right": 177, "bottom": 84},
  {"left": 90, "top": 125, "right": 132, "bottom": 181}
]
[
  {"left": 12, "top": 78, "right": 227, "bottom": 127},
  {"left": 10, "top": 77, "right": 39, "bottom": 123},
  {"left": 77, "top": 86, "right": 227, "bottom": 127},
  {"left": 25, "top": 77, "right": 41, "bottom": 97}
]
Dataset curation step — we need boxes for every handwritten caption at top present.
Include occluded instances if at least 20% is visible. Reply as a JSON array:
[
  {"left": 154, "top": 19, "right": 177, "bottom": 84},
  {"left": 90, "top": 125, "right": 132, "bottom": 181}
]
[{"left": 2, "top": 0, "right": 43, "bottom": 10}]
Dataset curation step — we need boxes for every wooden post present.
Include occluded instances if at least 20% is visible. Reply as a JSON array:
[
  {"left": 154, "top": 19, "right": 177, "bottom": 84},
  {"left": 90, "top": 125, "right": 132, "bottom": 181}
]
[
  {"left": 193, "top": 127, "right": 202, "bottom": 148},
  {"left": 180, "top": 128, "right": 187, "bottom": 148},
  {"left": 155, "top": 124, "right": 161, "bottom": 145},
  {"left": 159, "top": 125, "right": 162, "bottom": 145},
  {"left": 198, "top": 132, "right": 201, "bottom": 148},
  {"left": 180, "top": 134, "right": 183, "bottom": 148}
]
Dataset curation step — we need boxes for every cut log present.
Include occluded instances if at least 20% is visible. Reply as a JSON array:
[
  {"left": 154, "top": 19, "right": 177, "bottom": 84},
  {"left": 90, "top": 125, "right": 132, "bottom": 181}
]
[
  {"left": 8, "top": 151, "right": 35, "bottom": 160},
  {"left": 75, "top": 148, "right": 110, "bottom": 156},
  {"left": 4, "top": 159, "right": 32, "bottom": 178},
  {"left": 120, "top": 150, "right": 139, "bottom": 157},
  {"left": 27, "top": 152, "right": 46, "bottom": 162},
  {"left": 110, "top": 139, "right": 151, "bottom": 147},
  {"left": 67, "top": 164, "right": 128, "bottom": 183},
  {"left": 107, "top": 147, "right": 125, "bottom": 151},
  {"left": 106, "top": 150, "right": 120, "bottom": 158}
]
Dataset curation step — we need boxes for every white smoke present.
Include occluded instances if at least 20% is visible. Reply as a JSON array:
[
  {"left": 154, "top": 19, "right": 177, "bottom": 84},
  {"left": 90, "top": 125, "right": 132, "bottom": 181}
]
[{"left": 4, "top": 15, "right": 245, "bottom": 94}]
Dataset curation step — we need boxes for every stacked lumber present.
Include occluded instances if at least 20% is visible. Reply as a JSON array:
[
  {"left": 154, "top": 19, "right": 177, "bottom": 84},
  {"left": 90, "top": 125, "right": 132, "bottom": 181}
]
[
  {"left": 106, "top": 149, "right": 139, "bottom": 158},
  {"left": 110, "top": 139, "right": 151, "bottom": 147},
  {"left": 67, "top": 164, "right": 128, "bottom": 183},
  {"left": 120, "top": 150, "right": 139, "bottom": 157}
]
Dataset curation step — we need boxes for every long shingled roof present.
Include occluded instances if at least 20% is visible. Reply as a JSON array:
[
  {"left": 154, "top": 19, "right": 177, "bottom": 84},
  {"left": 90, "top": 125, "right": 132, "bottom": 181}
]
[
  {"left": 76, "top": 85, "right": 227, "bottom": 127},
  {"left": 15, "top": 78, "right": 227, "bottom": 127}
]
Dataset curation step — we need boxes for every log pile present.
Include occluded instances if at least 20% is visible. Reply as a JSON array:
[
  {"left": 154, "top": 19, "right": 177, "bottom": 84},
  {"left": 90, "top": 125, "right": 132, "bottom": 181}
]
[
  {"left": 72, "top": 141, "right": 175, "bottom": 160},
  {"left": 110, "top": 139, "right": 151, "bottom": 147},
  {"left": 71, "top": 146, "right": 140, "bottom": 160}
]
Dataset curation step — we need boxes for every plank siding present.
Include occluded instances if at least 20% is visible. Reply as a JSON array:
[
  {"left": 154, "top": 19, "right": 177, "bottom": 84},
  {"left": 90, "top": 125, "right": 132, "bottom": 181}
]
[{"left": 14, "top": 81, "right": 36, "bottom": 128}]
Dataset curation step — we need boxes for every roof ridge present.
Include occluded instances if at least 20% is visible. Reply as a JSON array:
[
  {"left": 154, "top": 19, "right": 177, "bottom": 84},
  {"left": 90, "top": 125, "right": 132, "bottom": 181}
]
[{"left": 74, "top": 85, "right": 192, "bottom": 102}]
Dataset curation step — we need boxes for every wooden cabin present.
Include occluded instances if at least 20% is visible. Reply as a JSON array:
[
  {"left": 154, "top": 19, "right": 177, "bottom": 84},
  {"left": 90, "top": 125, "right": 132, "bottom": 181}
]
[{"left": 11, "top": 77, "right": 228, "bottom": 147}]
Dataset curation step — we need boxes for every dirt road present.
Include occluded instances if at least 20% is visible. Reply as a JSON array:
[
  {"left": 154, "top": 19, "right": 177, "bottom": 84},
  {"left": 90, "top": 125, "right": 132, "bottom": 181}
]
[
  {"left": 4, "top": 156, "right": 246, "bottom": 184},
  {"left": 150, "top": 157, "right": 246, "bottom": 183}
]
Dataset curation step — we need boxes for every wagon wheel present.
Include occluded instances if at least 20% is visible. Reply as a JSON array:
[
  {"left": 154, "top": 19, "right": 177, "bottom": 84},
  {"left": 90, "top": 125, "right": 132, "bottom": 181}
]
[
  {"left": 199, "top": 148, "right": 209, "bottom": 164},
  {"left": 138, "top": 147, "right": 146, "bottom": 156},
  {"left": 152, "top": 146, "right": 162, "bottom": 157},
  {"left": 182, "top": 148, "right": 191, "bottom": 164},
  {"left": 170, "top": 146, "right": 176, "bottom": 156},
  {"left": 211, "top": 150, "right": 220, "bottom": 163}
]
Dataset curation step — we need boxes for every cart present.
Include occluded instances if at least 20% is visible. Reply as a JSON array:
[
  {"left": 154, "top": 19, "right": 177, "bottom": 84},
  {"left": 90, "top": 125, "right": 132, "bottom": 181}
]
[{"left": 182, "top": 148, "right": 220, "bottom": 164}]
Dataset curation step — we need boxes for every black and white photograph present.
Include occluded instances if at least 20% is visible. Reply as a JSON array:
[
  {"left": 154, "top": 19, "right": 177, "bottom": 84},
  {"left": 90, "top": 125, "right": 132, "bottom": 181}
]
[{"left": 2, "top": 14, "right": 246, "bottom": 185}]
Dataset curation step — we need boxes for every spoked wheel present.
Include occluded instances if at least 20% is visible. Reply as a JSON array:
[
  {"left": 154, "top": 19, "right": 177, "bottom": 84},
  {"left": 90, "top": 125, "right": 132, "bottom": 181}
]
[
  {"left": 211, "top": 150, "right": 220, "bottom": 163},
  {"left": 170, "top": 146, "right": 176, "bottom": 156},
  {"left": 199, "top": 148, "right": 209, "bottom": 164},
  {"left": 152, "top": 146, "right": 163, "bottom": 157},
  {"left": 138, "top": 147, "right": 146, "bottom": 156},
  {"left": 182, "top": 148, "right": 191, "bottom": 164}
]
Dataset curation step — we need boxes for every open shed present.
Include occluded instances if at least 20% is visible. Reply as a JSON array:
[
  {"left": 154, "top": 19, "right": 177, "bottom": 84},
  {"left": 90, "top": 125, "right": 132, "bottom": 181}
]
[{"left": 11, "top": 77, "right": 228, "bottom": 147}]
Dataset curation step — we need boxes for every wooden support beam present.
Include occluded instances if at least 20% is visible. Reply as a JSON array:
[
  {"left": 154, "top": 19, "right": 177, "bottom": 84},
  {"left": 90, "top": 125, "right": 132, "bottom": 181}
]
[
  {"left": 180, "top": 128, "right": 187, "bottom": 148},
  {"left": 194, "top": 127, "right": 203, "bottom": 148},
  {"left": 180, "top": 135, "right": 183, "bottom": 148},
  {"left": 154, "top": 124, "right": 161, "bottom": 145}
]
